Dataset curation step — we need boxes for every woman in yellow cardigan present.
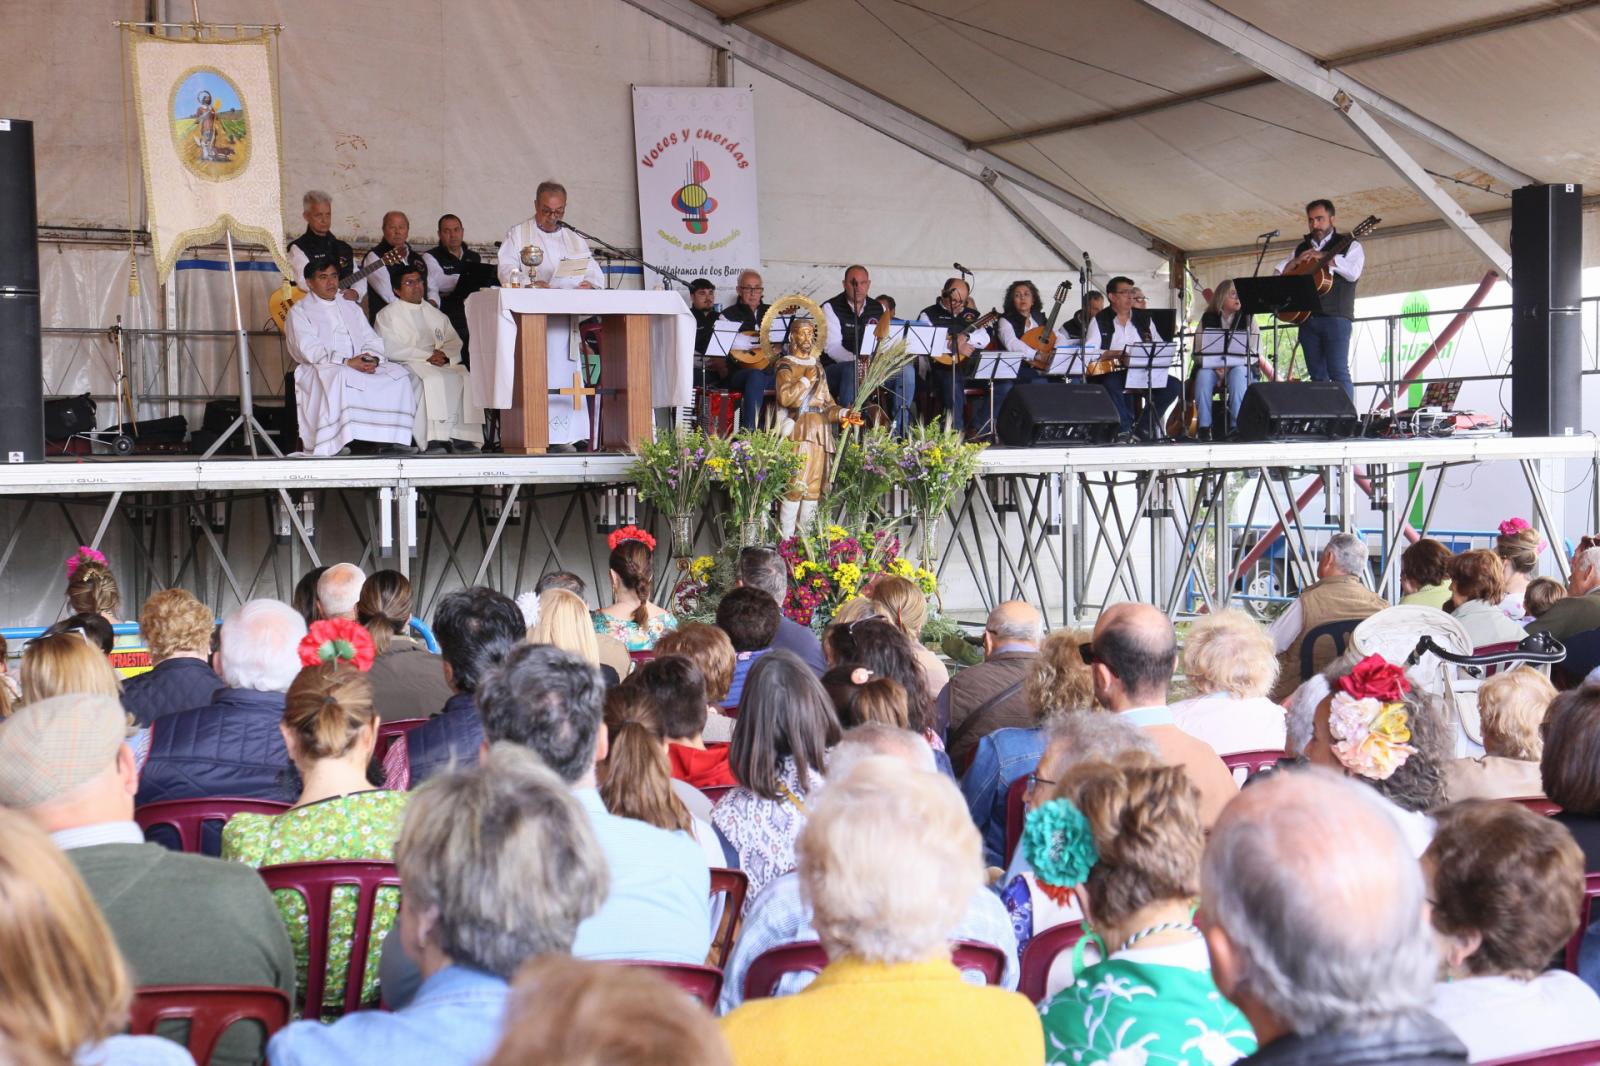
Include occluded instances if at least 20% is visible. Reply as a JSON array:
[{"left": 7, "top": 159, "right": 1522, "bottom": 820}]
[{"left": 719, "top": 754, "right": 1042, "bottom": 1066}]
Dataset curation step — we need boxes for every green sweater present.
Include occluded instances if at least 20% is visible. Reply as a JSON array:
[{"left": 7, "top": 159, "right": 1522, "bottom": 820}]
[{"left": 68, "top": 842, "right": 296, "bottom": 1066}]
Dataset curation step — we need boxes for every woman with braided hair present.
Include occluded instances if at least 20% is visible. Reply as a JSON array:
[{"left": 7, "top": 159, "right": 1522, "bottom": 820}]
[{"left": 592, "top": 527, "right": 677, "bottom": 651}]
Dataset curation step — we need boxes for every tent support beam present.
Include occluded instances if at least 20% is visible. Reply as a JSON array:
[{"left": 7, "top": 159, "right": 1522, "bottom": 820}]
[
  {"left": 616, "top": 0, "right": 1164, "bottom": 252},
  {"left": 979, "top": 172, "right": 1084, "bottom": 271},
  {"left": 721, "top": 0, "right": 814, "bottom": 24}
]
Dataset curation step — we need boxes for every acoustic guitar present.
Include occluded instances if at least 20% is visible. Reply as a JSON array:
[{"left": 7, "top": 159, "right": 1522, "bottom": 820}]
[
  {"left": 1021, "top": 280, "right": 1073, "bottom": 370},
  {"left": 929, "top": 310, "right": 1001, "bottom": 367},
  {"left": 1276, "top": 215, "right": 1380, "bottom": 325},
  {"left": 268, "top": 248, "right": 409, "bottom": 331}
]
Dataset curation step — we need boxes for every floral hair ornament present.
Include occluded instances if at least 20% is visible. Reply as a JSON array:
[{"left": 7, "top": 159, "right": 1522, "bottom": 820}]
[
  {"left": 65, "top": 546, "right": 108, "bottom": 579},
  {"left": 1328, "top": 655, "right": 1415, "bottom": 781},
  {"left": 298, "top": 619, "right": 376, "bottom": 672},
  {"left": 1498, "top": 516, "right": 1546, "bottom": 554},
  {"left": 1022, "top": 797, "right": 1100, "bottom": 895},
  {"left": 849, "top": 667, "right": 873, "bottom": 685},
  {"left": 608, "top": 525, "right": 657, "bottom": 552}
]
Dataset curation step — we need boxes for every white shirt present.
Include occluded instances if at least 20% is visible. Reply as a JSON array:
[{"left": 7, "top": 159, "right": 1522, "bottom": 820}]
[
  {"left": 50, "top": 820, "right": 144, "bottom": 851},
  {"left": 1169, "top": 692, "right": 1287, "bottom": 756},
  {"left": 822, "top": 298, "right": 876, "bottom": 364},
  {"left": 420, "top": 250, "right": 459, "bottom": 298},
  {"left": 1274, "top": 230, "right": 1365, "bottom": 283},
  {"left": 496, "top": 219, "right": 606, "bottom": 289},
  {"left": 1429, "top": 971, "right": 1600, "bottom": 1063},
  {"left": 1268, "top": 600, "right": 1303, "bottom": 654},
  {"left": 285, "top": 293, "right": 385, "bottom": 365},
  {"left": 287, "top": 241, "right": 368, "bottom": 298},
  {"left": 996, "top": 317, "right": 1039, "bottom": 353},
  {"left": 1084, "top": 313, "right": 1165, "bottom": 353}
]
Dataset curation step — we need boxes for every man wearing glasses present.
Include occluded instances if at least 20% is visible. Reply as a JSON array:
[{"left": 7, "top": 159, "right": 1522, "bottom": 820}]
[
  {"left": 495, "top": 180, "right": 605, "bottom": 290},
  {"left": 721, "top": 269, "right": 774, "bottom": 432}
]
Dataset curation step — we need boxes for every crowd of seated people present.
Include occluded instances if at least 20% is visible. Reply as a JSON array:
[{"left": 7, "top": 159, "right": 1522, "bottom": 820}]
[{"left": 7, "top": 519, "right": 1600, "bottom": 1066}]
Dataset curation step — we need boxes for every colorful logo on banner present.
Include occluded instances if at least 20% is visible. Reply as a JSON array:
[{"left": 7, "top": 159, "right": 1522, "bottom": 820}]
[
  {"left": 671, "top": 154, "right": 718, "bottom": 235},
  {"left": 170, "top": 68, "right": 250, "bottom": 180}
]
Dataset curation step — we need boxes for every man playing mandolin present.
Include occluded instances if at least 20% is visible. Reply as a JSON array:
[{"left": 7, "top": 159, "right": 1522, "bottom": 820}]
[
  {"left": 1276, "top": 198, "right": 1365, "bottom": 400},
  {"left": 918, "top": 277, "right": 991, "bottom": 435},
  {"left": 722, "top": 269, "right": 774, "bottom": 431}
]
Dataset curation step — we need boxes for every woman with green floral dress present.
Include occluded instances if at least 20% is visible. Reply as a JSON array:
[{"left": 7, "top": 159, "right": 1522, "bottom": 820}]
[{"left": 223, "top": 632, "right": 405, "bottom": 1017}]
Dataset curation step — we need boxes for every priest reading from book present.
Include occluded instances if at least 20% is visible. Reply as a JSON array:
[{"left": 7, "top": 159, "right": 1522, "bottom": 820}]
[
  {"left": 285, "top": 256, "right": 418, "bottom": 457},
  {"left": 496, "top": 180, "right": 605, "bottom": 290},
  {"left": 374, "top": 263, "right": 485, "bottom": 455}
]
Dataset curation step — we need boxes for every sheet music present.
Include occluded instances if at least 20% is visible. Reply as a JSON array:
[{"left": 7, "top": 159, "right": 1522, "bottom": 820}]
[
  {"left": 1123, "top": 340, "right": 1176, "bottom": 390},
  {"left": 1196, "top": 328, "right": 1256, "bottom": 370},
  {"left": 972, "top": 351, "right": 1022, "bottom": 380},
  {"left": 880, "top": 322, "right": 946, "bottom": 357},
  {"left": 553, "top": 257, "right": 593, "bottom": 280},
  {"left": 1044, "top": 342, "right": 1099, "bottom": 377},
  {"left": 707, "top": 320, "right": 743, "bottom": 356}
]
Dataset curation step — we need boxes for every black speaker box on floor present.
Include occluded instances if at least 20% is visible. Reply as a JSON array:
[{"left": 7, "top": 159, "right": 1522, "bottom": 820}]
[
  {"left": 996, "top": 383, "right": 1121, "bottom": 446},
  {"left": 1236, "top": 382, "right": 1360, "bottom": 442}
]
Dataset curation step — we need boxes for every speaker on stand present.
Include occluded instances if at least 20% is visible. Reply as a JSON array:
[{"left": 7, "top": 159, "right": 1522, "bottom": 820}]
[
  {"left": 1511, "top": 183, "right": 1583, "bottom": 438},
  {"left": 0, "top": 118, "right": 43, "bottom": 463}
]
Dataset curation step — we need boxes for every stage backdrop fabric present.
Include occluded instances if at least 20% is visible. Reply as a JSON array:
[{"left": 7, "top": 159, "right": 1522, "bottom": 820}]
[{"left": 632, "top": 87, "right": 760, "bottom": 306}]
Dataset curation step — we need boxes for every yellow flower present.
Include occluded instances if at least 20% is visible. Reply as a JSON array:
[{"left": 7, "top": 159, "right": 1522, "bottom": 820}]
[
  {"left": 835, "top": 562, "right": 863, "bottom": 596},
  {"left": 889, "top": 557, "right": 915, "bottom": 579},
  {"left": 689, "top": 555, "right": 714, "bottom": 580},
  {"left": 824, "top": 525, "right": 849, "bottom": 542},
  {"left": 706, "top": 456, "right": 730, "bottom": 476},
  {"left": 927, "top": 445, "right": 945, "bottom": 466},
  {"left": 794, "top": 561, "right": 819, "bottom": 580},
  {"left": 913, "top": 567, "right": 938, "bottom": 595}
]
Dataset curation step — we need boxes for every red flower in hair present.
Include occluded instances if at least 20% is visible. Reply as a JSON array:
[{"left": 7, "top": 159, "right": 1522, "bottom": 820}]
[
  {"left": 608, "top": 525, "right": 657, "bottom": 552},
  {"left": 298, "top": 619, "right": 376, "bottom": 672},
  {"left": 1337, "top": 654, "right": 1410, "bottom": 704}
]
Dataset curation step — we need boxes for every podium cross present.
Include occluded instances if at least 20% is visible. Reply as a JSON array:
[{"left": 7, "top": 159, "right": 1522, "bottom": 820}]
[{"left": 558, "top": 372, "right": 597, "bottom": 411}]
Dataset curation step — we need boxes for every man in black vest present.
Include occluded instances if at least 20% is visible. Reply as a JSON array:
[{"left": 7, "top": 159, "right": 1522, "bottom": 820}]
[
  {"left": 917, "top": 277, "right": 989, "bottom": 435},
  {"left": 688, "top": 277, "right": 725, "bottom": 381},
  {"left": 721, "top": 269, "right": 773, "bottom": 431},
  {"left": 823, "top": 265, "right": 914, "bottom": 433},
  {"left": 1277, "top": 198, "right": 1364, "bottom": 400},
  {"left": 422, "top": 213, "right": 488, "bottom": 364},
  {"left": 363, "top": 210, "right": 433, "bottom": 323},
  {"left": 287, "top": 190, "right": 363, "bottom": 304},
  {"left": 1085, "top": 275, "right": 1179, "bottom": 442}
]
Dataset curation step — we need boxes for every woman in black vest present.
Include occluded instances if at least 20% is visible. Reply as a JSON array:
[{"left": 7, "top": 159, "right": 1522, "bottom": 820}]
[{"left": 1193, "top": 279, "right": 1257, "bottom": 440}]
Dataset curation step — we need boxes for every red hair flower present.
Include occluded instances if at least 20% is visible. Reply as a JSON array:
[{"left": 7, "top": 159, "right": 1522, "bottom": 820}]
[
  {"left": 1337, "top": 654, "right": 1410, "bottom": 703},
  {"left": 298, "top": 619, "right": 376, "bottom": 672},
  {"left": 65, "top": 546, "right": 108, "bottom": 578},
  {"left": 608, "top": 525, "right": 657, "bottom": 552}
]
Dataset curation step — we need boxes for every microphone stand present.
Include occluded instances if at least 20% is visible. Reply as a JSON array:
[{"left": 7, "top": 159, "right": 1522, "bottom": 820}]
[{"left": 558, "top": 221, "right": 694, "bottom": 292}]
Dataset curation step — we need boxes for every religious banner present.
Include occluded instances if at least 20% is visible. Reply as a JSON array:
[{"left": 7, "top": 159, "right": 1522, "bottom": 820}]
[
  {"left": 126, "top": 30, "right": 291, "bottom": 283},
  {"left": 632, "top": 87, "right": 760, "bottom": 300}
]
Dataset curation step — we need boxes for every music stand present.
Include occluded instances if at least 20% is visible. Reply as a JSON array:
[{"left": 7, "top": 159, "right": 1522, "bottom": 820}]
[
  {"left": 1124, "top": 340, "right": 1177, "bottom": 440},
  {"left": 1196, "top": 328, "right": 1257, "bottom": 438},
  {"left": 1231, "top": 275, "right": 1320, "bottom": 381}
]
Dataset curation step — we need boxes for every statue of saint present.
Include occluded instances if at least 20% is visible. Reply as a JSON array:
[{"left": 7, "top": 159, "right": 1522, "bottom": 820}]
[{"left": 773, "top": 316, "right": 859, "bottom": 535}]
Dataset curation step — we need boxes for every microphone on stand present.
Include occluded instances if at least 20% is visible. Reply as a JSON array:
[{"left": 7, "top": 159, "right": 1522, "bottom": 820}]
[
  {"left": 1257, "top": 229, "right": 1280, "bottom": 240},
  {"left": 953, "top": 262, "right": 974, "bottom": 279}
]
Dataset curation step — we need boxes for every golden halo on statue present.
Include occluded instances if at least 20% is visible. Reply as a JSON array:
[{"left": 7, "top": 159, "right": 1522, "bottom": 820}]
[{"left": 758, "top": 294, "right": 828, "bottom": 367}]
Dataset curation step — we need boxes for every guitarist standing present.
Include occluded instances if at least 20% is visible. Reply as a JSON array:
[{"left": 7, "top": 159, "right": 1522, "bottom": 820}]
[
  {"left": 1276, "top": 199, "right": 1365, "bottom": 399},
  {"left": 287, "top": 190, "right": 364, "bottom": 305},
  {"left": 918, "top": 277, "right": 990, "bottom": 435}
]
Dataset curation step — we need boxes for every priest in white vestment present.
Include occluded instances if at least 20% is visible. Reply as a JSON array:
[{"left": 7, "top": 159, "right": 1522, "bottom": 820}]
[
  {"left": 374, "top": 264, "right": 485, "bottom": 454},
  {"left": 284, "top": 256, "right": 418, "bottom": 457},
  {"left": 495, "top": 179, "right": 605, "bottom": 447}
]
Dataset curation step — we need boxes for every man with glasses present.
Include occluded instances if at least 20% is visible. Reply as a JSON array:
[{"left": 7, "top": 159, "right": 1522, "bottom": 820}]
[
  {"left": 939, "top": 601, "right": 1042, "bottom": 772},
  {"left": 721, "top": 269, "right": 774, "bottom": 431},
  {"left": 496, "top": 180, "right": 604, "bottom": 290},
  {"left": 375, "top": 264, "right": 484, "bottom": 454},
  {"left": 1085, "top": 276, "right": 1179, "bottom": 443}
]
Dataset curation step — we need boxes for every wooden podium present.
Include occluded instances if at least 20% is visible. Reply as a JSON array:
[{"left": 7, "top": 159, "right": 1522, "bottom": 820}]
[{"left": 503, "top": 312, "right": 653, "bottom": 454}]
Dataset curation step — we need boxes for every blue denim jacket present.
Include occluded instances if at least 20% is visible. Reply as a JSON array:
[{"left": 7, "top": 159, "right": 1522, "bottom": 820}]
[
  {"left": 959, "top": 726, "right": 1045, "bottom": 868},
  {"left": 267, "top": 965, "right": 507, "bottom": 1066}
]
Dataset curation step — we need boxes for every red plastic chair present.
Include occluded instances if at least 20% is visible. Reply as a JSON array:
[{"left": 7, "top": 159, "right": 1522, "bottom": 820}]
[
  {"left": 1019, "top": 920, "right": 1089, "bottom": 1004},
  {"left": 708, "top": 867, "right": 749, "bottom": 968},
  {"left": 130, "top": 985, "right": 291, "bottom": 1066},
  {"left": 629, "top": 650, "right": 656, "bottom": 668},
  {"left": 1564, "top": 872, "right": 1600, "bottom": 973},
  {"left": 1511, "top": 796, "right": 1562, "bottom": 816},
  {"left": 699, "top": 784, "right": 736, "bottom": 805},
  {"left": 375, "top": 718, "right": 428, "bottom": 763},
  {"left": 1471, "top": 640, "right": 1527, "bottom": 678},
  {"left": 258, "top": 859, "right": 402, "bottom": 1016},
  {"left": 135, "top": 798, "right": 291, "bottom": 854},
  {"left": 1481, "top": 1040, "right": 1600, "bottom": 1065},
  {"left": 618, "top": 961, "right": 723, "bottom": 1008},
  {"left": 1221, "top": 749, "right": 1286, "bottom": 786},
  {"left": 742, "top": 939, "right": 1006, "bottom": 1001},
  {"left": 1004, "top": 775, "right": 1030, "bottom": 864}
]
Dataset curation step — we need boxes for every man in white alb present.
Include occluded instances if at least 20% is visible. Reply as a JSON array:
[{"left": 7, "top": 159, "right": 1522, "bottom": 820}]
[
  {"left": 375, "top": 264, "right": 485, "bottom": 455},
  {"left": 495, "top": 180, "right": 605, "bottom": 448},
  {"left": 284, "top": 256, "right": 418, "bottom": 457}
]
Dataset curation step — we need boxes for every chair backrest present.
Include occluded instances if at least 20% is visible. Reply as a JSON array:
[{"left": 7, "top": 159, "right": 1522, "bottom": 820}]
[
  {"left": 1480, "top": 1040, "right": 1600, "bottom": 1065},
  {"left": 1018, "top": 920, "right": 1088, "bottom": 1004},
  {"left": 629, "top": 650, "right": 656, "bottom": 667},
  {"left": 1472, "top": 640, "right": 1525, "bottom": 678},
  {"left": 1221, "top": 749, "right": 1286, "bottom": 787},
  {"left": 1511, "top": 796, "right": 1561, "bottom": 816},
  {"left": 1563, "top": 871, "right": 1600, "bottom": 973},
  {"left": 130, "top": 985, "right": 291, "bottom": 1066},
  {"left": 742, "top": 939, "right": 1006, "bottom": 1002},
  {"left": 135, "top": 798, "right": 291, "bottom": 855},
  {"left": 950, "top": 939, "right": 1008, "bottom": 985},
  {"left": 617, "top": 961, "right": 723, "bottom": 1009},
  {"left": 1004, "top": 774, "right": 1030, "bottom": 865},
  {"left": 375, "top": 718, "right": 429, "bottom": 763},
  {"left": 1299, "top": 618, "right": 1360, "bottom": 682},
  {"left": 708, "top": 867, "right": 748, "bottom": 968},
  {"left": 699, "top": 784, "right": 736, "bottom": 804},
  {"left": 257, "top": 859, "right": 402, "bottom": 1016}
]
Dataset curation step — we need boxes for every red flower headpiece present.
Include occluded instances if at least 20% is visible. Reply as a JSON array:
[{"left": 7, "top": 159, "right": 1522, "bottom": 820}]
[
  {"left": 1336, "top": 654, "right": 1411, "bottom": 703},
  {"left": 65, "top": 546, "right": 108, "bottom": 578},
  {"left": 298, "top": 619, "right": 376, "bottom": 672},
  {"left": 608, "top": 525, "right": 656, "bottom": 552}
]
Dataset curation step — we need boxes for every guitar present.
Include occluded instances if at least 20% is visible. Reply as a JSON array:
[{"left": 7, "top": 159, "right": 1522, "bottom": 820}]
[
  {"left": 1021, "top": 280, "right": 1073, "bottom": 370},
  {"left": 268, "top": 248, "right": 409, "bottom": 331},
  {"left": 1276, "top": 215, "right": 1380, "bottom": 325},
  {"left": 929, "top": 309, "right": 1001, "bottom": 367},
  {"left": 728, "top": 333, "right": 771, "bottom": 371}
]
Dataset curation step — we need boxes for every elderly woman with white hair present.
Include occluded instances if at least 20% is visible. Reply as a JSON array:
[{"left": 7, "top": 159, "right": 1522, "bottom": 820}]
[
  {"left": 1170, "top": 609, "right": 1286, "bottom": 756},
  {"left": 1446, "top": 667, "right": 1554, "bottom": 801},
  {"left": 719, "top": 757, "right": 1042, "bottom": 1065},
  {"left": 269, "top": 743, "right": 607, "bottom": 1066}
]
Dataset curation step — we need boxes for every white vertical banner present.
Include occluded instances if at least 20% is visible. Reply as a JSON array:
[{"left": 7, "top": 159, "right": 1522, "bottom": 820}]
[{"left": 632, "top": 86, "right": 760, "bottom": 302}]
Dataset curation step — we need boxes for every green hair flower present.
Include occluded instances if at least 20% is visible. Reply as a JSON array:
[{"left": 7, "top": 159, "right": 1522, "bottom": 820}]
[{"left": 1022, "top": 797, "right": 1099, "bottom": 888}]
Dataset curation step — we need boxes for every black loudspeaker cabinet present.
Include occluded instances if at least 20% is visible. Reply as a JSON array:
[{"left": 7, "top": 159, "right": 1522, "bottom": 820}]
[
  {"left": 996, "top": 383, "right": 1121, "bottom": 447},
  {"left": 0, "top": 117, "right": 43, "bottom": 462},
  {"left": 1511, "top": 183, "right": 1583, "bottom": 437},
  {"left": 1236, "top": 382, "right": 1360, "bottom": 442}
]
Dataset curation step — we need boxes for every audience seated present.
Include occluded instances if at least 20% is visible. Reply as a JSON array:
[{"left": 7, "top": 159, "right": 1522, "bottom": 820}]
[
  {"left": 712, "top": 650, "right": 838, "bottom": 905},
  {"left": 821, "top": 597, "right": 891, "bottom": 658},
  {"left": 736, "top": 546, "right": 826, "bottom": 676},
  {"left": 65, "top": 548, "right": 123, "bottom": 628},
  {"left": 120, "top": 588, "right": 223, "bottom": 728},
  {"left": 532, "top": 588, "right": 621, "bottom": 686},
  {"left": 536, "top": 570, "right": 633, "bottom": 678},
  {"left": 1424, "top": 800, "right": 1600, "bottom": 1061},
  {"left": 0, "top": 807, "right": 195, "bottom": 1066},
  {"left": 719, "top": 724, "right": 1017, "bottom": 1015},
  {"left": 1525, "top": 576, "right": 1566, "bottom": 621},
  {"left": 592, "top": 534, "right": 677, "bottom": 651},
  {"left": 820, "top": 665, "right": 910, "bottom": 729},
  {"left": 221, "top": 658, "right": 406, "bottom": 1016},
  {"left": 1545, "top": 681, "right": 1600, "bottom": 868},
  {"left": 1446, "top": 667, "right": 1554, "bottom": 801},
  {"left": 1496, "top": 522, "right": 1544, "bottom": 622},
  {"left": 822, "top": 616, "right": 940, "bottom": 762},
  {"left": 654, "top": 622, "right": 738, "bottom": 744},
  {"left": 1087, "top": 604, "right": 1237, "bottom": 826},
  {"left": 1528, "top": 546, "right": 1600, "bottom": 641},
  {"left": 291, "top": 565, "right": 330, "bottom": 626},
  {"left": 0, "top": 694, "right": 293, "bottom": 1066},
  {"left": 635, "top": 655, "right": 736, "bottom": 811},
  {"left": 317, "top": 562, "right": 366, "bottom": 622},
  {"left": 718, "top": 754, "right": 1042, "bottom": 1066},
  {"left": 961, "top": 627, "right": 1095, "bottom": 868},
  {"left": 384, "top": 587, "right": 524, "bottom": 789},
  {"left": 45, "top": 612, "right": 117, "bottom": 656},
  {"left": 1169, "top": 608, "right": 1287, "bottom": 755},
  {"left": 1449, "top": 549, "right": 1529, "bottom": 648},
  {"left": 0, "top": 634, "right": 12, "bottom": 718},
  {"left": 489, "top": 954, "right": 734, "bottom": 1066},
  {"left": 1268, "top": 533, "right": 1388, "bottom": 700},
  {"left": 270, "top": 744, "right": 606, "bottom": 1066},
  {"left": 1034, "top": 752, "right": 1257, "bottom": 1062},
  {"left": 1399, "top": 538, "right": 1454, "bottom": 608},
  {"left": 360, "top": 570, "right": 452, "bottom": 721},
  {"left": 1200, "top": 767, "right": 1467, "bottom": 1064},
  {"left": 940, "top": 601, "right": 1044, "bottom": 770},
  {"left": 716, "top": 587, "right": 781, "bottom": 706},
  {"left": 867, "top": 573, "right": 949, "bottom": 699},
  {"left": 20, "top": 631, "right": 122, "bottom": 704},
  {"left": 137, "top": 599, "right": 306, "bottom": 805}
]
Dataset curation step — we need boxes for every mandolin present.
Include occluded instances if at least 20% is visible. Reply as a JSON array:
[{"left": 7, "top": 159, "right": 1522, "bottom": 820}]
[
  {"left": 1021, "top": 280, "right": 1073, "bottom": 369},
  {"left": 1276, "top": 215, "right": 1380, "bottom": 325},
  {"left": 728, "top": 333, "right": 771, "bottom": 371},
  {"left": 269, "top": 248, "right": 409, "bottom": 331},
  {"left": 929, "top": 310, "right": 1001, "bottom": 367}
]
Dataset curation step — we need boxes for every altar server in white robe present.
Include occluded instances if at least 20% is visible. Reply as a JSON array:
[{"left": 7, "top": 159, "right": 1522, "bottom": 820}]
[
  {"left": 495, "top": 179, "right": 605, "bottom": 448},
  {"left": 285, "top": 256, "right": 418, "bottom": 456},
  {"left": 375, "top": 263, "right": 485, "bottom": 454}
]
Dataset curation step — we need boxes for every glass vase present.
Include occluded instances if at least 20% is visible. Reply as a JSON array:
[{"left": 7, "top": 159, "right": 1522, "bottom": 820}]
[
  {"left": 919, "top": 513, "right": 941, "bottom": 567},
  {"left": 671, "top": 512, "right": 695, "bottom": 561}
]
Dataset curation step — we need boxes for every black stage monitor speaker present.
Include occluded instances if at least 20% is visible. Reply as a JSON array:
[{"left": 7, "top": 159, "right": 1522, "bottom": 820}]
[
  {"left": 996, "top": 383, "right": 1121, "bottom": 446},
  {"left": 1511, "top": 183, "right": 1583, "bottom": 437},
  {"left": 0, "top": 117, "right": 43, "bottom": 463},
  {"left": 1236, "top": 382, "right": 1360, "bottom": 442}
]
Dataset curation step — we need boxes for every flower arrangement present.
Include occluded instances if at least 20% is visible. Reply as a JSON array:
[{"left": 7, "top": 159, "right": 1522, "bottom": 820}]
[
  {"left": 298, "top": 619, "right": 376, "bottom": 672},
  {"left": 896, "top": 422, "right": 986, "bottom": 563},
  {"left": 709, "top": 430, "right": 805, "bottom": 547},
  {"left": 824, "top": 426, "right": 902, "bottom": 531},
  {"left": 627, "top": 427, "right": 715, "bottom": 558},
  {"left": 608, "top": 525, "right": 656, "bottom": 552},
  {"left": 1023, "top": 797, "right": 1100, "bottom": 898},
  {"left": 1498, "top": 516, "right": 1546, "bottom": 554},
  {"left": 671, "top": 553, "right": 719, "bottom": 617},
  {"left": 776, "top": 526, "right": 936, "bottom": 630},
  {"left": 1328, "top": 655, "right": 1415, "bottom": 781},
  {"left": 65, "top": 546, "right": 108, "bottom": 578}
]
